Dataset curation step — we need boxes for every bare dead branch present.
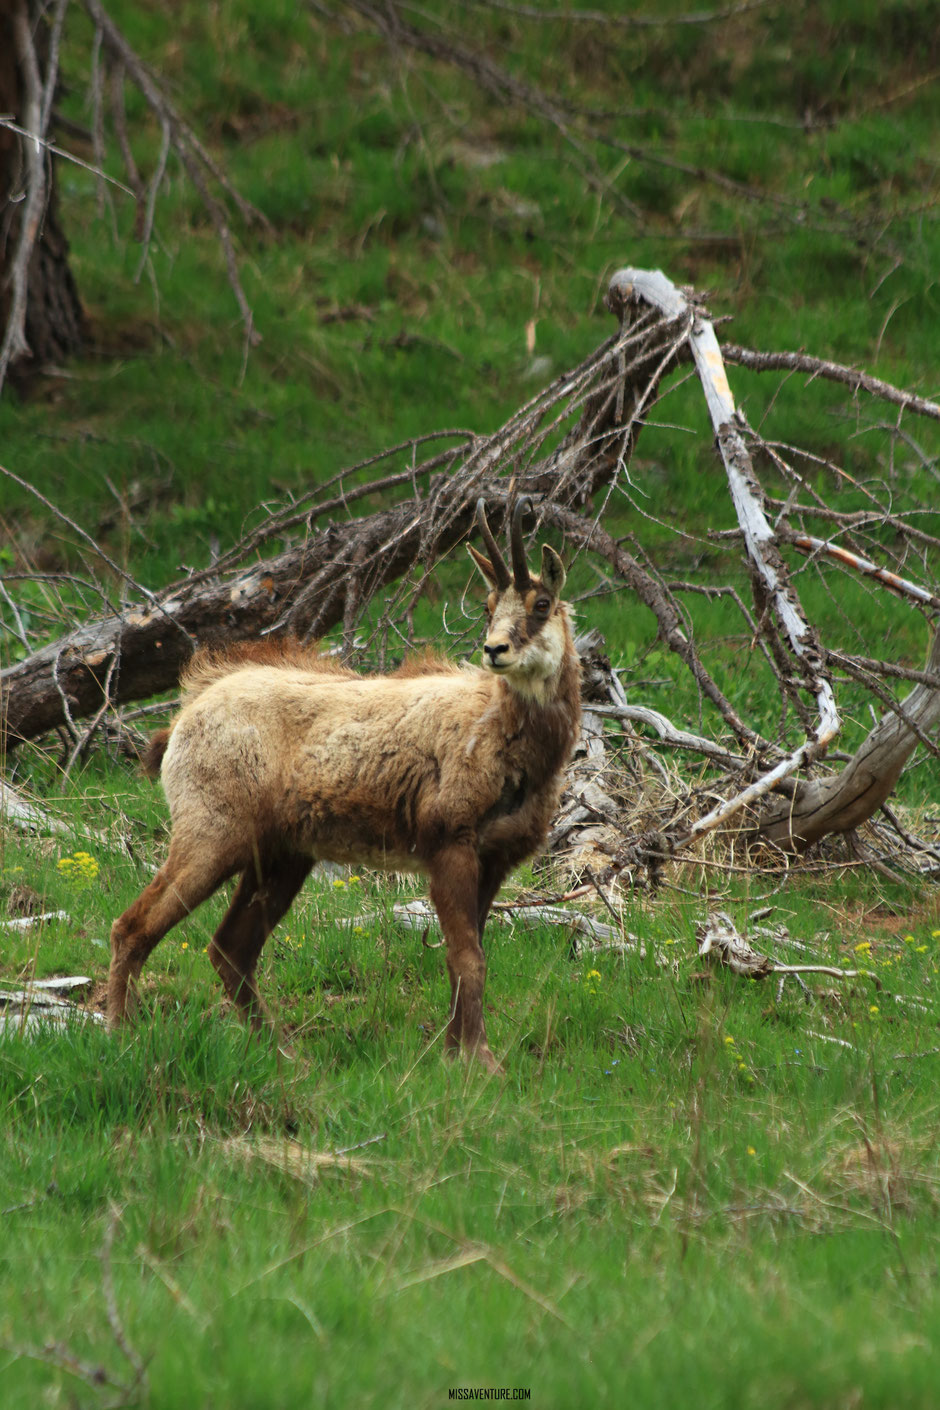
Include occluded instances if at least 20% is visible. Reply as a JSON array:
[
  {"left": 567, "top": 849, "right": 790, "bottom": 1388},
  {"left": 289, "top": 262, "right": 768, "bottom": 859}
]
[
  {"left": 0, "top": 117, "right": 137, "bottom": 198},
  {"left": 2, "top": 260, "right": 937, "bottom": 882},
  {"left": 594, "top": 704, "right": 747, "bottom": 770},
  {"left": 697, "top": 912, "right": 881, "bottom": 988},
  {"left": 540, "top": 502, "right": 769, "bottom": 754},
  {"left": 0, "top": 288, "right": 688, "bottom": 747},
  {"left": 471, "top": 0, "right": 776, "bottom": 26},
  {"left": 80, "top": 0, "right": 267, "bottom": 228},
  {"left": 721, "top": 344, "right": 940, "bottom": 423},
  {"left": 0, "top": 463, "right": 157, "bottom": 615},
  {"left": 614, "top": 267, "right": 839, "bottom": 745},
  {"left": 133, "top": 116, "right": 170, "bottom": 280},
  {"left": 785, "top": 532, "right": 940, "bottom": 614},
  {"left": 827, "top": 652, "right": 940, "bottom": 691},
  {"left": 76, "top": 0, "right": 268, "bottom": 345},
  {"left": 754, "top": 629, "right": 940, "bottom": 850},
  {"left": 332, "top": 0, "right": 849, "bottom": 231},
  {"left": 764, "top": 500, "right": 940, "bottom": 555}
]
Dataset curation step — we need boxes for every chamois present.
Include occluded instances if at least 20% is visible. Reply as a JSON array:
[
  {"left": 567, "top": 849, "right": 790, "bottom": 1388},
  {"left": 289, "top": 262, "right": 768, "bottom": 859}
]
[{"left": 108, "top": 499, "right": 581, "bottom": 1069}]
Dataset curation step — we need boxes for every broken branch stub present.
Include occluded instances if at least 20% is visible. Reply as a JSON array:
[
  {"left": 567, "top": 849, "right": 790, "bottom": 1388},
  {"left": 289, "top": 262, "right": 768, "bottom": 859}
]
[{"left": 696, "top": 912, "right": 881, "bottom": 990}]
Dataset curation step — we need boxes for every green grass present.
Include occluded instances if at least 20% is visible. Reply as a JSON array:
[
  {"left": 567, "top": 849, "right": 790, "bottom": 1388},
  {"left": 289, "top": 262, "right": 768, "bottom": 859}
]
[
  {"left": 3, "top": 0, "right": 938, "bottom": 581},
  {"left": 2, "top": 835, "right": 940, "bottom": 1406}
]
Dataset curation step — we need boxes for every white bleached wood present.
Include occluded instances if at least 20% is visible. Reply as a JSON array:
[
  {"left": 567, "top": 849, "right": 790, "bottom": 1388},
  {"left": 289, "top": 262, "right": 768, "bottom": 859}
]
[{"left": 607, "top": 268, "right": 841, "bottom": 844}]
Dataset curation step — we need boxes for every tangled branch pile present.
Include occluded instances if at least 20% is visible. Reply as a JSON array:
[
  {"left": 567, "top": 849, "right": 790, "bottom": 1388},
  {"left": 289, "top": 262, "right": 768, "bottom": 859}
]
[{"left": 2, "top": 266, "right": 939, "bottom": 889}]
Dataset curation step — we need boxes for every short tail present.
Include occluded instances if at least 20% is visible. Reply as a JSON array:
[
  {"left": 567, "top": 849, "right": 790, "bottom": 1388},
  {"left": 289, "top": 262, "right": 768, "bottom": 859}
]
[{"left": 142, "top": 727, "right": 172, "bottom": 779}]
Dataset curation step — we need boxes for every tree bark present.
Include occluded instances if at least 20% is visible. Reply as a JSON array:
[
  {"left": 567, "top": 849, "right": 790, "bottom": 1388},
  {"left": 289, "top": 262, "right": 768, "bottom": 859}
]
[{"left": 0, "top": 0, "right": 86, "bottom": 381}]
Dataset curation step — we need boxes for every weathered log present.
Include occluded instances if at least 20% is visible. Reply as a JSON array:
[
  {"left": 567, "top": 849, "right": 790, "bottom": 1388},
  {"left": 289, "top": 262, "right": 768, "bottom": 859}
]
[
  {"left": 0, "top": 498, "right": 473, "bottom": 748},
  {"left": 753, "top": 630, "right": 940, "bottom": 851}
]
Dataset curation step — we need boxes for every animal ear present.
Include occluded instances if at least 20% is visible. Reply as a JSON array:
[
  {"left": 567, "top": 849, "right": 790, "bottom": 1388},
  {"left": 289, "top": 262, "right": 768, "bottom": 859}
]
[
  {"left": 540, "top": 545, "right": 566, "bottom": 597},
  {"left": 468, "top": 544, "right": 500, "bottom": 587}
]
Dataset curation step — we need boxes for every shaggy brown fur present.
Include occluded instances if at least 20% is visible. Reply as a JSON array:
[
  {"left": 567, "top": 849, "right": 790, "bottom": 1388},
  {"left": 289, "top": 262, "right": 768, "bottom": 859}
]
[
  {"left": 142, "top": 727, "right": 172, "bottom": 780},
  {"left": 109, "top": 503, "right": 581, "bottom": 1071},
  {"left": 391, "top": 646, "right": 461, "bottom": 678},
  {"left": 181, "top": 638, "right": 356, "bottom": 701}
]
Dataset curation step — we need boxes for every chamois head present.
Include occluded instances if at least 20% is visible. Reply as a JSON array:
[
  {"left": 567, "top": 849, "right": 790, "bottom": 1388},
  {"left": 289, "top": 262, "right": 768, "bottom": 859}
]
[{"left": 469, "top": 498, "right": 570, "bottom": 700}]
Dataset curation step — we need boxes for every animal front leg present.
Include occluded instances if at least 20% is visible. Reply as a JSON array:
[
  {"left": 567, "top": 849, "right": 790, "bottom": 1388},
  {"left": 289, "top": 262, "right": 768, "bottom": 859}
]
[
  {"left": 428, "top": 845, "right": 501, "bottom": 1073},
  {"left": 476, "top": 854, "right": 509, "bottom": 939}
]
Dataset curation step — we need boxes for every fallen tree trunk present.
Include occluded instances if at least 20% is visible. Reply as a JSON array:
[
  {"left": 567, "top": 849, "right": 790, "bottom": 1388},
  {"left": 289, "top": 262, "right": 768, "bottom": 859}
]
[
  {"left": 753, "top": 629, "right": 940, "bottom": 851},
  {"left": 0, "top": 289, "right": 685, "bottom": 750},
  {"left": 0, "top": 496, "right": 473, "bottom": 748}
]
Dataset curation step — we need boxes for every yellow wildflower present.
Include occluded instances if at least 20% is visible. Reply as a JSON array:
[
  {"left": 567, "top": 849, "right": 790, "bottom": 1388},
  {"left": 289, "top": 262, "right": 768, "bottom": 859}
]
[{"left": 57, "top": 851, "right": 99, "bottom": 888}]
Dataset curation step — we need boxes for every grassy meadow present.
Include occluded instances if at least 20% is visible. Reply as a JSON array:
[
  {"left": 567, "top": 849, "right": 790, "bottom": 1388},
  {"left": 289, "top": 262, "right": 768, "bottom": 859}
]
[
  {"left": 2, "top": 828, "right": 940, "bottom": 1407},
  {"left": 2, "top": 1, "right": 940, "bottom": 1405}
]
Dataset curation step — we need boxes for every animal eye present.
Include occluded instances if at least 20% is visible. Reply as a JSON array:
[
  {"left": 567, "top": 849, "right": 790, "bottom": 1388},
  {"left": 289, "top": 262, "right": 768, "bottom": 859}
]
[{"left": 534, "top": 597, "right": 551, "bottom": 614}]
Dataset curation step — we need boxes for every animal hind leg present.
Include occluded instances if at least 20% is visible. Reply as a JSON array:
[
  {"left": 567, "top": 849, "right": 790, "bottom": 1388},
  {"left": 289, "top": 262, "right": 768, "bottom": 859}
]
[
  {"left": 109, "top": 837, "right": 234, "bottom": 1026},
  {"left": 208, "top": 851, "right": 312, "bottom": 1029}
]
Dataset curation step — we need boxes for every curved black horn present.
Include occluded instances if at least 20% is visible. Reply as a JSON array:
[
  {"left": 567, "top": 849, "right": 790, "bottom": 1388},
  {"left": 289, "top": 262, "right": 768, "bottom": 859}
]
[
  {"left": 510, "top": 497, "right": 532, "bottom": 590},
  {"left": 476, "top": 498, "right": 511, "bottom": 589}
]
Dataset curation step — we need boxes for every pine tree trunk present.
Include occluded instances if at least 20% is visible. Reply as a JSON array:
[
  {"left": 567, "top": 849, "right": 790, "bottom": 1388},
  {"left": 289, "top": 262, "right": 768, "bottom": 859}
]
[{"left": 0, "top": 0, "right": 86, "bottom": 378}]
